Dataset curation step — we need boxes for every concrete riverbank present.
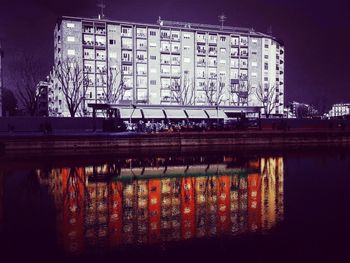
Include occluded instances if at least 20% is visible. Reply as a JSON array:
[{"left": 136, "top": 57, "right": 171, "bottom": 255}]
[{"left": 1, "top": 130, "right": 350, "bottom": 152}]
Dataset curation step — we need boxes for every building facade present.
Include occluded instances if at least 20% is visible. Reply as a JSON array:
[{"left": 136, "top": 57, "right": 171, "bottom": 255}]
[
  {"left": 328, "top": 103, "right": 350, "bottom": 118},
  {"left": 52, "top": 16, "right": 285, "bottom": 117}
]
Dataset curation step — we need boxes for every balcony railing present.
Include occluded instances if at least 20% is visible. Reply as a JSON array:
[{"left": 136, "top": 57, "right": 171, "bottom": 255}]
[
  {"left": 137, "top": 32, "right": 147, "bottom": 38},
  {"left": 83, "top": 27, "right": 94, "bottom": 34},
  {"left": 95, "top": 29, "right": 106, "bottom": 35},
  {"left": 161, "top": 34, "right": 170, "bottom": 40},
  {"left": 83, "top": 40, "right": 94, "bottom": 46},
  {"left": 160, "top": 47, "right": 171, "bottom": 53},
  {"left": 136, "top": 45, "right": 147, "bottom": 50},
  {"left": 122, "top": 45, "right": 133, "bottom": 50},
  {"left": 137, "top": 70, "right": 147, "bottom": 75}
]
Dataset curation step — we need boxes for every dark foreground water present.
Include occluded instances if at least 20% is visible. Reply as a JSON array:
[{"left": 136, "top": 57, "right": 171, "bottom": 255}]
[{"left": 0, "top": 146, "right": 349, "bottom": 263}]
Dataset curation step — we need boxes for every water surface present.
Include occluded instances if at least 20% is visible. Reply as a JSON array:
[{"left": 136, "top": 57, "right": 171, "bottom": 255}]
[{"left": 0, "top": 147, "right": 349, "bottom": 262}]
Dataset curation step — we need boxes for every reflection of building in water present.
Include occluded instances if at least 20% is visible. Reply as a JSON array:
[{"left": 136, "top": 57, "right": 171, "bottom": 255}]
[{"left": 41, "top": 157, "right": 284, "bottom": 254}]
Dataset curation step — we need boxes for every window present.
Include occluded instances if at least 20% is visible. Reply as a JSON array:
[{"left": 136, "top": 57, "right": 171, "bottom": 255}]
[
  {"left": 264, "top": 44, "right": 269, "bottom": 48},
  {"left": 184, "top": 58, "right": 190, "bottom": 63},
  {"left": 220, "top": 48, "right": 226, "bottom": 53},
  {"left": 149, "top": 42, "right": 157, "bottom": 48},
  {"left": 252, "top": 38, "right": 258, "bottom": 44},
  {"left": 264, "top": 55, "right": 269, "bottom": 59},
  {"left": 251, "top": 51, "right": 257, "bottom": 55},
  {"left": 150, "top": 30, "right": 157, "bottom": 36},
  {"left": 220, "top": 59, "right": 226, "bottom": 64},
  {"left": 66, "top": 23, "right": 75, "bottom": 28},
  {"left": 150, "top": 55, "right": 156, "bottom": 60},
  {"left": 251, "top": 62, "right": 257, "bottom": 67},
  {"left": 220, "top": 36, "right": 226, "bottom": 41},
  {"left": 109, "top": 39, "right": 116, "bottom": 45},
  {"left": 183, "top": 45, "right": 190, "bottom": 50},
  {"left": 67, "top": 49, "right": 75, "bottom": 56},
  {"left": 67, "top": 36, "right": 75, "bottom": 42},
  {"left": 264, "top": 77, "right": 268, "bottom": 81},
  {"left": 150, "top": 80, "right": 157, "bottom": 85},
  {"left": 183, "top": 33, "right": 191, "bottom": 39},
  {"left": 264, "top": 62, "right": 268, "bottom": 70},
  {"left": 251, "top": 72, "right": 257, "bottom": 77}
]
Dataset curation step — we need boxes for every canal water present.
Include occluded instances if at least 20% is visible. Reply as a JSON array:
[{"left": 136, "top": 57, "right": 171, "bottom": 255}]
[{"left": 0, "top": 146, "right": 349, "bottom": 262}]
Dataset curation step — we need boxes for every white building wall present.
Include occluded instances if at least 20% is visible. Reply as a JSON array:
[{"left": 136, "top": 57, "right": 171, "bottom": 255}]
[{"left": 52, "top": 17, "right": 285, "bottom": 117}]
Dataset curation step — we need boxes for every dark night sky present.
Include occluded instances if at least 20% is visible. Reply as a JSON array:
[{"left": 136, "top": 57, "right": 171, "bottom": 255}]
[{"left": 1, "top": 0, "right": 349, "bottom": 110}]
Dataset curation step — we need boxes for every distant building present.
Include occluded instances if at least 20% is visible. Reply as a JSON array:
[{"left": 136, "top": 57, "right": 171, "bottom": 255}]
[
  {"left": 328, "top": 103, "right": 350, "bottom": 118},
  {"left": 289, "top": 101, "right": 318, "bottom": 118},
  {"left": 0, "top": 40, "right": 3, "bottom": 117},
  {"left": 52, "top": 16, "right": 285, "bottom": 117}
]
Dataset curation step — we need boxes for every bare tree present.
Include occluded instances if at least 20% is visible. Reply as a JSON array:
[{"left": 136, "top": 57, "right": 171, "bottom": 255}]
[
  {"left": 203, "top": 76, "right": 225, "bottom": 106},
  {"left": 54, "top": 58, "right": 88, "bottom": 117},
  {"left": 99, "top": 66, "right": 126, "bottom": 105},
  {"left": 230, "top": 81, "right": 253, "bottom": 106},
  {"left": 12, "top": 53, "right": 44, "bottom": 116},
  {"left": 255, "top": 82, "right": 278, "bottom": 118},
  {"left": 169, "top": 73, "right": 195, "bottom": 105}
]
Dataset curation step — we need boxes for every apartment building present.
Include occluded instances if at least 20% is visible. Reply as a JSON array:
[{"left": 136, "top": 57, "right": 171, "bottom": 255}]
[
  {"left": 0, "top": 41, "right": 3, "bottom": 117},
  {"left": 328, "top": 103, "right": 350, "bottom": 118},
  {"left": 52, "top": 16, "right": 284, "bottom": 117}
]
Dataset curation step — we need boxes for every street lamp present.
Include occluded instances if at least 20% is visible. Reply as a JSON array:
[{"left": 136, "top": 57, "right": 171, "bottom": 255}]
[
  {"left": 129, "top": 103, "right": 136, "bottom": 131},
  {"left": 215, "top": 103, "right": 219, "bottom": 128}
]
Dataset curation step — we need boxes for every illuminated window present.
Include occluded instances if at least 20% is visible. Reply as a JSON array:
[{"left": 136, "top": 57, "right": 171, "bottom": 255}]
[
  {"left": 67, "top": 49, "right": 75, "bottom": 56},
  {"left": 67, "top": 36, "right": 75, "bottom": 42}
]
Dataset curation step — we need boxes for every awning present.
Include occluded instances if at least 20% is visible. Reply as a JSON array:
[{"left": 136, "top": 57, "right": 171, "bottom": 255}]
[
  {"left": 164, "top": 109, "right": 187, "bottom": 119},
  {"left": 185, "top": 109, "right": 208, "bottom": 119},
  {"left": 205, "top": 109, "right": 227, "bottom": 119},
  {"left": 119, "top": 108, "right": 143, "bottom": 119},
  {"left": 142, "top": 108, "right": 165, "bottom": 119}
]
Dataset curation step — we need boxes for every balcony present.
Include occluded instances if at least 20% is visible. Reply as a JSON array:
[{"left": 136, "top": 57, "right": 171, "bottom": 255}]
[
  {"left": 160, "top": 47, "right": 171, "bottom": 53},
  {"left": 137, "top": 70, "right": 147, "bottom": 75},
  {"left": 84, "top": 55, "right": 94, "bottom": 60},
  {"left": 239, "top": 74, "right": 248, "bottom": 81},
  {"left": 240, "top": 51, "right": 248, "bottom": 57},
  {"left": 95, "top": 41, "right": 106, "bottom": 48},
  {"left": 208, "top": 51, "right": 217, "bottom": 57},
  {"left": 122, "top": 70, "right": 133, "bottom": 75},
  {"left": 136, "top": 57, "right": 147, "bottom": 63},
  {"left": 171, "top": 47, "right": 180, "bottom": 54},
  {"left": 96, "top": 67, "right": 107, "bottom": 74},
  {"left": 197, "top": 49, "right": 206, "bottom": 56},
  {"left": 83, "top": 40, "right": 94, "bottom": 47},
  {"left": 171, "top": 59, "right": 180, "bottom": 66},
  {"left": 240, "top": 39, "right": 248, "bottom": 47},
  {"left": 95, "top": 28, "right": 106, "bottom": 35},
  {"left": 196, "top": 36, "right": 206, "bottom": 43},
  {"left": 161, "top": 33, "right": 170, "bottom": 40},
  {"left": 231, "top": 52, "right": 239, "bottom": 57},
  {"left": 160, "top": 60, "right": 170, "bottom": 65},
  {"left": 121, "top": 30, "right": 132, "bottom": 38},
  {"left": 136, "top": 45, "right": 147, "bottom": 51},
  {"left": 231, "top": 39, "right": 239, "bottom": 46},
  {"left": 83, "top": 27, "right": 94, "bottom": 34},
  {"left": 136, "top": 32, "right": 147, "bottom": 38},
  {"left": 171, "top": 35, "right": 180, "bottom": 41},
  {"left": 122, "top": 44, "right": 133, "bottom": 50}
]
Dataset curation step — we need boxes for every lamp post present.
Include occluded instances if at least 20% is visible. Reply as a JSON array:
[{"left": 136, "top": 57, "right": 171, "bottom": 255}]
[
  {"left": 215, "top": 103, "right": 219, "bottom": 128},
  {"left": 129, "top": 103, "right": 136, "bottom": 131}
]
